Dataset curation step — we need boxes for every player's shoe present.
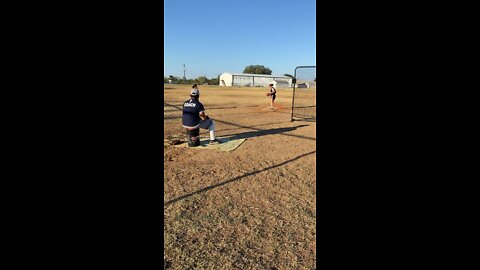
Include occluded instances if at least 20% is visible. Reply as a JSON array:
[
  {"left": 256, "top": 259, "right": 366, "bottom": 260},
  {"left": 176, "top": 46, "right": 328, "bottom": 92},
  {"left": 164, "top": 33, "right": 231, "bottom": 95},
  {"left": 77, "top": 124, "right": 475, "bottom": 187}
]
[{"left": 209, "top": 139, "right": 221, "bottom": 145}]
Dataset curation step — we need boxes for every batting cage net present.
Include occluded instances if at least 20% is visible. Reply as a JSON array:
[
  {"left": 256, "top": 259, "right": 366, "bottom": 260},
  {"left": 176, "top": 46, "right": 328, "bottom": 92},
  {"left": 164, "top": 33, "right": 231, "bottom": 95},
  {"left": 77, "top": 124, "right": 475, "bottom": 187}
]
[{"left": 291, "top": 66, "right": 316, "bottom": 122}]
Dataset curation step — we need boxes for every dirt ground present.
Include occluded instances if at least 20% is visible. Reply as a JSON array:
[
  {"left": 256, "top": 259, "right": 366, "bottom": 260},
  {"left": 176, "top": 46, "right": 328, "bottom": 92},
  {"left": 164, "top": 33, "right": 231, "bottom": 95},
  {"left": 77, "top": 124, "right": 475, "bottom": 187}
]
[{"left": 164, "top": 84, "right": 316, "bottom": 269}]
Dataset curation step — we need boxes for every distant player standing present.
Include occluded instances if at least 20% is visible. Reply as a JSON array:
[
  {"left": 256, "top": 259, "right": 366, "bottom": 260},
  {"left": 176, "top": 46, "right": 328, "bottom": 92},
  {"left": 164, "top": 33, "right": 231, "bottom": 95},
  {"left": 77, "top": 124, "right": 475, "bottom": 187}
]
[
  {"left": 182, "top": 84, "right": 220, "bottom": 145},
  {"left": 267, "top": 83, "right": 277, "bottom": 109}
]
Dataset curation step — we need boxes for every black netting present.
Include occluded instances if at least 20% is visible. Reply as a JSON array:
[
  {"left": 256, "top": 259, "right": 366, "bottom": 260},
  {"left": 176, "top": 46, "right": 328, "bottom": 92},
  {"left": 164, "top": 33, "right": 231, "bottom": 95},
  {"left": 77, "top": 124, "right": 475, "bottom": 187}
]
[{"left": 291, "top": 66, "right": 316, "bottom": 122}]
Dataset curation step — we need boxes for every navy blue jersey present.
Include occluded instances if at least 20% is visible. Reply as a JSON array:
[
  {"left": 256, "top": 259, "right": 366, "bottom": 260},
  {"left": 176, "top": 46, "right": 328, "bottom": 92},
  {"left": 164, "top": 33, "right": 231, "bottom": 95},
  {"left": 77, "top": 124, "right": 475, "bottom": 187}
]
[
  {"left": 270, "top": 87, "right": 277, "bottom": 96},
  {"left": 182, "top": 98, "right": 205, "bottom": 127}
]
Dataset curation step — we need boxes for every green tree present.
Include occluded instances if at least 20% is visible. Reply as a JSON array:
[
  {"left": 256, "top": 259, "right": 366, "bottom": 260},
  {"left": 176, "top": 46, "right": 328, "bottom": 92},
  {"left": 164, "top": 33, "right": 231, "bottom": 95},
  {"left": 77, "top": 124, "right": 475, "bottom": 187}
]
[
  {"left": 197, "top": 76, "right": 208, "bottom": 84},
  {"left": 209, "top": 77, "right": 219, "bottom": 85},
  {"left": 169, "top": 76, "right": 184, "bottom": 84},
  {"left": 243, "top": 65, "right": 272, "bottom": 75},
  {"left": 167, "top": 75, "right": 176, "bottom": 84}
]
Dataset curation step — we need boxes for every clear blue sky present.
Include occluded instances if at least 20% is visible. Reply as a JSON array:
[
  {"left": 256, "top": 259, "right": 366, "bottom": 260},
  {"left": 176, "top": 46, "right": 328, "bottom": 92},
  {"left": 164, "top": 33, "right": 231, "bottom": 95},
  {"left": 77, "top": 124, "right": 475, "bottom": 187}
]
[{"left": 164, "top": 0, "right": 316, "bottom": 79}]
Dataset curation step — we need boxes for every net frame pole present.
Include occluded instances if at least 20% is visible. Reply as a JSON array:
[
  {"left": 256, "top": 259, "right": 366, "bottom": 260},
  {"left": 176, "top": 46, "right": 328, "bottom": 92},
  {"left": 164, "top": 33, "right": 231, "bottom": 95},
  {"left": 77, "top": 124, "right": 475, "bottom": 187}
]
[
  {"left": 291, "top": 66, "right": 316, "bottom": 121},
  {"left": 290, "top": 66, "right": 298, "bottom": 122}
]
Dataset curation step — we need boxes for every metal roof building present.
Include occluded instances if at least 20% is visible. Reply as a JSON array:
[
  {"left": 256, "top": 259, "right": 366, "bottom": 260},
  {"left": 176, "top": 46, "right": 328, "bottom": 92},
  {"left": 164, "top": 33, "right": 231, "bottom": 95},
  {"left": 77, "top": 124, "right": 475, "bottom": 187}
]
[{"left": 219, "top": 72, "right": 293, "bottom": 88}]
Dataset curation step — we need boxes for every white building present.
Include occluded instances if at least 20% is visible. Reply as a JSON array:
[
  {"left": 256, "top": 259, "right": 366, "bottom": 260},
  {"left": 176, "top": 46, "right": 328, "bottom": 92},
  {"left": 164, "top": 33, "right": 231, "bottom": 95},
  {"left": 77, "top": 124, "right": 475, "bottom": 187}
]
[
  {"left": 219, "top": 72, "right": 292, "bottom": 88},
  {"left": 294, "top": 79, "right": 316, "bottom": 89},
  {"left": 272, "top": 80, "right": 291, "bottom": 88}
]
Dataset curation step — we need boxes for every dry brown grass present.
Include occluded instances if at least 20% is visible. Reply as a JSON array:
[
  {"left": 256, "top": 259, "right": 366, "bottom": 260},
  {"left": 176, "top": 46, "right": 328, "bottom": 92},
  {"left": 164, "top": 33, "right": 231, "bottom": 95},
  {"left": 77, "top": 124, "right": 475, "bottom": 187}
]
[{"left": 164, "top": 85, "right": 316, "bottom": 269}]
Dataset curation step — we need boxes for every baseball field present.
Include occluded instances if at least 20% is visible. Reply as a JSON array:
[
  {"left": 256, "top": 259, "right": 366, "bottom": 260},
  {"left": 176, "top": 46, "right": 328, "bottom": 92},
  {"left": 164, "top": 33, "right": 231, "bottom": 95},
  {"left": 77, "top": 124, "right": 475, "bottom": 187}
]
[{"left": 164, "top": 84, "right": 316, "bottom": 269}]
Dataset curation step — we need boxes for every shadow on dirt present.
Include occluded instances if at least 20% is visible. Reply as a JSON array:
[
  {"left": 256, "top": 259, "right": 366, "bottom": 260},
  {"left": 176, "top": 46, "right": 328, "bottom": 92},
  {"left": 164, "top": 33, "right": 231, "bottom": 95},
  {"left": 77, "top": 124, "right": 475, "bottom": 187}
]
[
  {"left": 164, "top": 103, "right": 183, "bottom": 109},
  {"left": 164, "top": 103, "right": 238, "bottom": 111},
  {"left": 164, "top": 150, "right": 316, "bottom": 206},
  {"left": 216, "top": 121, "right": 292, "bottom": 132},
  {"left": 163, "top": 102, "right": 316, "bottom": 141},
  {"left": 225, "top": 125, "right": 309, "bottom": 140},
  {"left": 164, "top": 115, "right": 181, "bottom": 120},
  {"left": 215, "top": 119, "right": 315, "bottom": 141}
]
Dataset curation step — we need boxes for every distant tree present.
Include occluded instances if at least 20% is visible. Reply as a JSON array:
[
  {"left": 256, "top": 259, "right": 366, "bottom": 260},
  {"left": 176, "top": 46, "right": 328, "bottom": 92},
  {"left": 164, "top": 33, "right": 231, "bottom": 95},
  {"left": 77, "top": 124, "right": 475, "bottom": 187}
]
[
  {"left": 210, "top": 74, "right": 221, "bottom": 85},
  {"left": 243, "top": 65, "right": 272, "bottom": 75},
  {"left": 169, "top": 76, "right": 184, "bottom": 84},
  {"left": 197, "top": 76, "right": 208, "bottom": 84},
  {"left": 314, "top": 78, "right": 316, "bottom": 82},
  {"left": 209, "top": 77, "right": 219, "bottom": 85},
  {"left": 167, "top": 75, "right": 175, "bottom": 84}
]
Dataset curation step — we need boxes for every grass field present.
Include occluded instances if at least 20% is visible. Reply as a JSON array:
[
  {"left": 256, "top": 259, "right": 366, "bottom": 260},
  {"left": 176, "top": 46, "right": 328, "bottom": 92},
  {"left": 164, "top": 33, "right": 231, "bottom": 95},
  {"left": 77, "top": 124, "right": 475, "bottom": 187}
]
[{"left": 164, "top": 84, "right": 316, "bottom": 269}]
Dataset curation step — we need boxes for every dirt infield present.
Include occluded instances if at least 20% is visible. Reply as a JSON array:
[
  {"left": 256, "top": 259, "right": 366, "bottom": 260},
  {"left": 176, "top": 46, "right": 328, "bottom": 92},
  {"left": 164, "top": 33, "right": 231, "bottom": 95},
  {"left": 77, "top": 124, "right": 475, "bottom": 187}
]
[{"left": 164, "top": 84, "right": 316, "bottom": 269}]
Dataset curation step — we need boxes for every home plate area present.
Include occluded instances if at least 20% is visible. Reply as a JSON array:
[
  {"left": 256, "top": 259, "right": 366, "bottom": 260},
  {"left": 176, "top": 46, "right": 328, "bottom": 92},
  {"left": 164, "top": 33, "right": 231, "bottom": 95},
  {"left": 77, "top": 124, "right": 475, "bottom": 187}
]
[{"left": 174, "top": 136, "right": 246, "bottom": 152}]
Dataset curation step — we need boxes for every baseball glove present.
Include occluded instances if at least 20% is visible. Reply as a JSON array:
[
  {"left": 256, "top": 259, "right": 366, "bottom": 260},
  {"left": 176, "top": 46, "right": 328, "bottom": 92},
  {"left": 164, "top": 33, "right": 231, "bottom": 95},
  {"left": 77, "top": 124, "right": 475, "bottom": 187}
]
[{"left": 265, "top": 92, "right": 271, "bottom": 97}]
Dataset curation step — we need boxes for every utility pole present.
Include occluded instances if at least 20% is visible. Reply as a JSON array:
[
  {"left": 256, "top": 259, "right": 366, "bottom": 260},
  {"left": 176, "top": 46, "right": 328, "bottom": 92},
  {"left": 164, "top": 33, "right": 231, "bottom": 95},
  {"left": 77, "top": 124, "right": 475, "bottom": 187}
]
[{"left": 183, "top": 64, "right": 186, "bottom": 84}]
